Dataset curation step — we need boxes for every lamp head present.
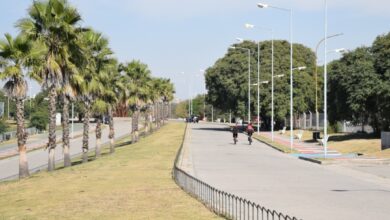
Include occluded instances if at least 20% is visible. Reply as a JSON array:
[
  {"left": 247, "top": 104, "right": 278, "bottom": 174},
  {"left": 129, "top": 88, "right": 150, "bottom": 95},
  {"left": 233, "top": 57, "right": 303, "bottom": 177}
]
[
  {"left": 335, "top": 48, "right": 346, "bottom": 53},
  {"left": 245, "top": 23, "right": 255, "bottom": 29},
  {"left": 257, "top": 3, "right": 269, "bottom": 8},
  {"left": 297, "top": 66, "right": 306, "bottom": 71}
]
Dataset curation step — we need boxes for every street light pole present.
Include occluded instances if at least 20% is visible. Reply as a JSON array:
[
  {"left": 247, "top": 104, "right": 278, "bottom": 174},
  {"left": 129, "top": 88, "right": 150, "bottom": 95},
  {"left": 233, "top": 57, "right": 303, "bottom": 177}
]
[
  {"left": 257, "top": 2, "right": 293, "bottom": 150},
  {"left": 324, "top": 0, "right": 328, "bottom": 158},
  {"left": 314, "top": 33, "right": 343, "bottom": 130},
  {"left": 245, "top": 24, "right": 275, "bottom": 137},
  {"left": 257, "top": 41, "right": 260, "bottom": 133}
]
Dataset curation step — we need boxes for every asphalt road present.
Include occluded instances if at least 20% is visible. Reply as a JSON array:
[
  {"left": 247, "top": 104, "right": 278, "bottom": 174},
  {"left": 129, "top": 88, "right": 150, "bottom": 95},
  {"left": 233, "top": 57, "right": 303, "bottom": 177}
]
[
  {"left": 0, "top": 118, "right": 132, "bottom": 180},
  {"left": 0, "top": 123, "right": 84, "bottom": 153},
  {"left": 187, "top": 123, "right": 390, "bottom": 220}
]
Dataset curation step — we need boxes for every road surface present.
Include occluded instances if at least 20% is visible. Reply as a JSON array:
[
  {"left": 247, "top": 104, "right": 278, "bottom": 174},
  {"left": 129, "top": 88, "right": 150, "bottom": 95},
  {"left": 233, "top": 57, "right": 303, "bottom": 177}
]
[
  {"left": 0, "top": 123, "right": 84, "bottom": 154},
  {"left": 185, "top": 123, "right": 390, "bottom": 220},
  {"left": 0, "top": 118, "right": 132, "bottom": 180}
]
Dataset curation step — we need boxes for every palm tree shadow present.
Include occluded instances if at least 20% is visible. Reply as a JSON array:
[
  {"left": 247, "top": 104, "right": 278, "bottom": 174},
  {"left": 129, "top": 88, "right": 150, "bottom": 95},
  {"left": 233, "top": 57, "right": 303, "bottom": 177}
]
[{"left": 192, "top": 127, "right": 231, "bottom": 132}]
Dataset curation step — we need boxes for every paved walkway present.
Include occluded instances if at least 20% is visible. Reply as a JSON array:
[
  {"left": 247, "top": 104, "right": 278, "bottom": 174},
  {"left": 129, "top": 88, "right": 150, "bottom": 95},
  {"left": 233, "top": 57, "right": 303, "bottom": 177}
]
[
  {"left": 186, "top": 123, "right": 390, "bottom": 220},
  {"left": 0, "top": 118, "right": 132, "bottom": 180}
]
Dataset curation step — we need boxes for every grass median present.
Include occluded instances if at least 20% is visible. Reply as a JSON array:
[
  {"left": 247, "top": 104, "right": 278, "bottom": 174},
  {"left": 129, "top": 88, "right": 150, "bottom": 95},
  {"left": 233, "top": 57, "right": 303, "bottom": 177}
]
[{"left": 0, "top": 122, "right": 220, "bottom": 220}]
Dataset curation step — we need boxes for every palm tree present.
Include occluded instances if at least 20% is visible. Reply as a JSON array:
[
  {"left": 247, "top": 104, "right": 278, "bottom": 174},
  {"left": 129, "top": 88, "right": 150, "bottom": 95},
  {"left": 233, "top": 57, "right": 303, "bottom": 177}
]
[
  {"left": 104, "top": 63, "right": 123, "bottom": 153},
  {"left": 0, "top": 33, "right": 45, "bottom": 178},
  {"left": 152, "top": 78, "right": 174, "bottom": 127},
  {"left": 78, "top": 30, "right": 113, "bottom": 161},
  {"left": 120, "top": 61, "right": 152, "bottom": 143},
  {"left": 18, "top": 0, "right": 83, "bottom": 171},
  {"left": 160, "top": 79, "right": 175, "bottom": 123}
]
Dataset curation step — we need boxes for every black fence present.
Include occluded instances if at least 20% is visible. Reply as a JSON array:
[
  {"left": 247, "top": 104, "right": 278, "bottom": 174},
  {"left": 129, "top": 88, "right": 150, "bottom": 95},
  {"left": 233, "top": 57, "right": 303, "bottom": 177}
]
[{"left": 172, "top": 125, "right": 300, "bottom": 220}]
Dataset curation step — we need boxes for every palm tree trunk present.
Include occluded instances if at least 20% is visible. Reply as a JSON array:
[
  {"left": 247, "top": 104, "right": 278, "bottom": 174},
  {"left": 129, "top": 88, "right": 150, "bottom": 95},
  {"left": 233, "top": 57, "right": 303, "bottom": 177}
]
[
  {"left": 108, "top": 106, "right": 115, "bottom": 154},
  {"left": 131, "top": 109, "right": 138, "bottom": 143},
  {"left": 62, "top": 95, "right": 71, "bottom": 167},
  {"left": 95, "top": 116, "right": 102, "bottom": 158},
  {"left": 16, "top": 98, "right": 29, "bottom": 178},
  {"left": 82, "top": 102, "right": 91, "bottom": 163},
  {"left": 48, "top": 86, "right": 57, "bottom": 172},
  {"left": 155, "top": 103, "right": 159, "bottom": 128},
  {"left": 136, "top": 109, "right": 140, "bottom": 141},
  {"left": 144, "top": 109, "right": 149, "bottom": 135}
]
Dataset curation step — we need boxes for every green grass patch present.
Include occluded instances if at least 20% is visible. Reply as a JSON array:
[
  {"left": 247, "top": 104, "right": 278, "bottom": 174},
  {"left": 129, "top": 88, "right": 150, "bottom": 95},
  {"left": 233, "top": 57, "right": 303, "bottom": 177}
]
[{"left": 0, "top": 122, "right": 220, "bottom": 220}]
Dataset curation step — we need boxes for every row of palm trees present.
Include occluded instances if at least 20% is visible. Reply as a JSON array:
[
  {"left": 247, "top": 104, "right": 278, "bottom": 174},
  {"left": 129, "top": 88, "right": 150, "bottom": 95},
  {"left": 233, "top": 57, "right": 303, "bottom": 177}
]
[{"left": 0, "top": 0, "right": 174, "bottom": 178}]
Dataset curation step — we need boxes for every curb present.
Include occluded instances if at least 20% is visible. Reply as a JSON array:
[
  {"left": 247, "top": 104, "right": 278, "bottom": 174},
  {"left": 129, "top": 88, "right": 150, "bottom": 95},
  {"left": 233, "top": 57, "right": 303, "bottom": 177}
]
[
  {"left": 252, "top": 135, "right": 287, "bottom": 153},
  {"left": 298, "top": 156, "right": 323, "bottom": 165}
]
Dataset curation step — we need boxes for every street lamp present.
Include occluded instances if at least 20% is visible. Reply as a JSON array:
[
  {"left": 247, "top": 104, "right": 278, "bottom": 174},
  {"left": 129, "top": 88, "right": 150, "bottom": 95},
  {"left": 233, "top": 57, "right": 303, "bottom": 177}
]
[
  {"left": 230, "top": 44, "right": 252, "bottom": 123},
  {"left": 314, "top": 33, "right": 344, "bottom": 130},
  {"left": 244, "top": 23, "right": 274, "bottom": 135},
  {"left": 257, "top": 2, "right": 294, "bottom": 150}
]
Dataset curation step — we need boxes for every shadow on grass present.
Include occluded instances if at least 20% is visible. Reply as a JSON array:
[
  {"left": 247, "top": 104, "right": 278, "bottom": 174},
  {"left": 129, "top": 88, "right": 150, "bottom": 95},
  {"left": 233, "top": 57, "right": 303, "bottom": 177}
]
[{"left": 302, "top": 132, "right": 378, "bottom": 144}]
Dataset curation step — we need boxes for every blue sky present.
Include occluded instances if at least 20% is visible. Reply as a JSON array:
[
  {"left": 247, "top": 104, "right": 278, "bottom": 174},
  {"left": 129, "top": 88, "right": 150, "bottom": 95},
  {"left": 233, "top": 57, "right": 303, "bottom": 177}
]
[{"left": 1, "top": 0, "right": 389, "bottom": 100}]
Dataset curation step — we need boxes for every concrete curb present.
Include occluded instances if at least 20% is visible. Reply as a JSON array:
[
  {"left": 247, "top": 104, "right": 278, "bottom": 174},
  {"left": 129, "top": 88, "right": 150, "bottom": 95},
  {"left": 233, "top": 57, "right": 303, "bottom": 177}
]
[
  {"left": 252, "top": 136, "right": 287, "bottom": 153},
  {"left": 298, "top": 156, "right": 323, "bottom": 165}
]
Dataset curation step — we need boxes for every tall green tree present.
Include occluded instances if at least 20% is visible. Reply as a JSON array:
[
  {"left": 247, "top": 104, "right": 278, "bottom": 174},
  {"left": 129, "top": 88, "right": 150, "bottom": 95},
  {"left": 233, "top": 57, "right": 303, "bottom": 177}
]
[
  {"left": 18, "top": 0, "right": 83, "bottom": 171},
  {"left": 205, "top": 40, "right": 316, "bottom": 129},
  {"left": 371, "top": 32, "right": 390, "bottom": 132},
  {"left": 0, "top": 33, "right": 44, "bottom": 178},
  {"left": 328, "top": 47, "right": 382, "bottom": 133}
]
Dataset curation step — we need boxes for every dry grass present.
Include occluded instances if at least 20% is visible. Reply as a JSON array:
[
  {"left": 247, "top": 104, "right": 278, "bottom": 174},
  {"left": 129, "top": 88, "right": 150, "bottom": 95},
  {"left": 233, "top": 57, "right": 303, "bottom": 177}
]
[{"left": 0, "top": 122, "right": 220, "bottom": 220}]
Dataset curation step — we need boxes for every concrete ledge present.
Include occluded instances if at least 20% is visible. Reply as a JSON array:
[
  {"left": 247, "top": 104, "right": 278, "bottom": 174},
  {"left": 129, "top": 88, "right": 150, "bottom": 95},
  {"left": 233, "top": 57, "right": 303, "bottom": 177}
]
[
  {"left": 252, "top": 136, "right": 287, "bottom": 153},
  {"left": 298, "top": 156, "right": 322, "bottom": 164}
]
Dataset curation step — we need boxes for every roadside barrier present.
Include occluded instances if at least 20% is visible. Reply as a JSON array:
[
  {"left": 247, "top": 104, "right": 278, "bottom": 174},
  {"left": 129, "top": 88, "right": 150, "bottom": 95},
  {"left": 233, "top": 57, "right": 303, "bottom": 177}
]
[{"left": 172, "top": 124, "right": 300, "bottom": 220}]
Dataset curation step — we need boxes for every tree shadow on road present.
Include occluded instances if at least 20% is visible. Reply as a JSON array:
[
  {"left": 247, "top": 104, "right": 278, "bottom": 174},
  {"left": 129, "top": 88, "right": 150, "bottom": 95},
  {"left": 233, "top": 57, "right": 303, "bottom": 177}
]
[
  {"left": 332, "top": 189, "right": 390, "bottom": 193},
  {"left": 192, "top": 127, "right": 230, "bottom": 132}
]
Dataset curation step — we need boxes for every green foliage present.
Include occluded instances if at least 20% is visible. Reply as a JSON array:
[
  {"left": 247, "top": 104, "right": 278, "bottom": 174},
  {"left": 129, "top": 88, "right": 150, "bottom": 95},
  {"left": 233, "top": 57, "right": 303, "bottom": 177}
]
[
  {"left": 30, "top": 111, "right": 49, "bottom": 131},
  {"left": 329, "top": 31, "right": 390, "bottom": 133},
  {"left": 205, "top": 40, "right": 316, "bottom": 128},
  {"left": 0, "top": 119, "right": 9, "bottom": 134}
]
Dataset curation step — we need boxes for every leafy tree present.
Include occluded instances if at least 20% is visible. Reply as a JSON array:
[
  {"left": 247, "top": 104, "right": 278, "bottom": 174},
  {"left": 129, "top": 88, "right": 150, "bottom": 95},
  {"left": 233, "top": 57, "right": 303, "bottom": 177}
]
[
  {"left": 371, "top": 32, "right": 390, "bottom": 132},
  {"left": 0, "top": 120, "right": 8, "bottom": 134},
  {"left": 328, "top": 47, "right": 379, "bottom": 132},
  {"left": 30, "top": 111, "right": 49, "bottom": 131},
  {"left": 205, "top": 40, "right": 316, "bottom": 129}
]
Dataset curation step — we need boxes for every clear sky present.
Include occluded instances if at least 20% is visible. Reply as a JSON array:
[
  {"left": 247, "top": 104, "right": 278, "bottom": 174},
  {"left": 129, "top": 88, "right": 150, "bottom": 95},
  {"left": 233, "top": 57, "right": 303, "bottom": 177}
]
[{"left": 1, "top": 0, "right": 389, "bottom": 100}]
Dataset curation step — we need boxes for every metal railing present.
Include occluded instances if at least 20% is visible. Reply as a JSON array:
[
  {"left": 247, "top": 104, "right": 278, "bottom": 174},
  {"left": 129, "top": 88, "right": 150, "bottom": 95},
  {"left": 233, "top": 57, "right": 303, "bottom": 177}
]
[{"left": 172, "top": 124, "right": 300, "bottom": 220}]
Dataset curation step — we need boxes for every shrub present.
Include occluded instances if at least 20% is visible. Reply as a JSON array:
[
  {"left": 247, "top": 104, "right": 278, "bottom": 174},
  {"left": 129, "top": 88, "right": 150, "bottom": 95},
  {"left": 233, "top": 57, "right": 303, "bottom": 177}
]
[{"left": 30, "top": 111, "right": 49, "bottom": 131}]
